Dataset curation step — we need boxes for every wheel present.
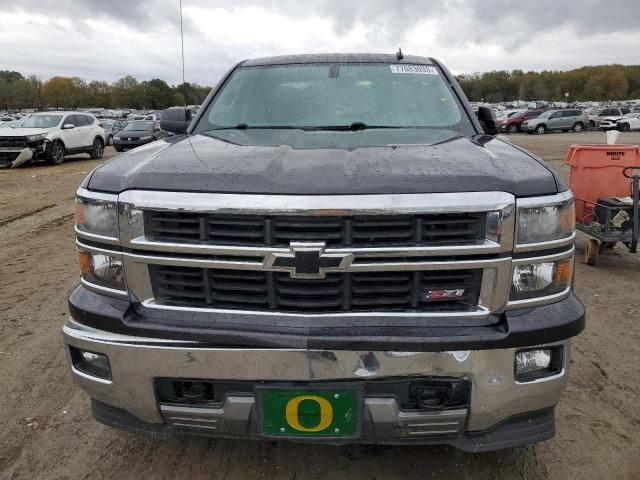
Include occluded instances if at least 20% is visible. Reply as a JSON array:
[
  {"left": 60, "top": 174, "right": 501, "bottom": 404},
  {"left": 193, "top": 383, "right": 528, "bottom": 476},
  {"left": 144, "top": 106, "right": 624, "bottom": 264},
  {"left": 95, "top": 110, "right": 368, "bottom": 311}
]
[
  {"left": 618, "top": 123, "right": 631, "bottom": 132},
  {"left": 572, "top": 122, "right": 584, "bottom": 133},
  {"left": 589, "top": 120, "right": 596, "bottom": 130},
  {"left": 114, "top": 146, "right": 123, "bottom": 152},
  {"left": 585, "top": 239, "right": 599, "bottom": 265},
  {"left": 536, "top": 124, "right": 546, "bottom": 135},
  {"left": 107, "top": 135, "right": 113, "bottom": 145},
  {"left": 507, "top": 124, "right": 518, "bottom": 134},
  {"left": 46, "top": 140, "right": 65, "bottom": 165},
  {"left": 90, "top": 138, "right": 104, "bottom": 159}
]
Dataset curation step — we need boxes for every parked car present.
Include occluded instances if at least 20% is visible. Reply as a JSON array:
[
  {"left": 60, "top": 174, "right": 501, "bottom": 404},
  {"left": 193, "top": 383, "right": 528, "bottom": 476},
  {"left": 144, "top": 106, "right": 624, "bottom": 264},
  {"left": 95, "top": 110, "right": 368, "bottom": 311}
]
[
  {"left": 499, "top": 109, "right": 545, "bottom": 133},
  {"left": 496, "top": 109, "right": 524, "bottom": 122},
  {"left": 113, "top": 121, "right": 166, "bottom": 151},
  {"left": 0, "top": 112, "right": 105, "bottom": 168},
  {"left": 521, "top": 109, "right": 588, "bottom": 134},
  {"left": 611, "top": 113, "right": 640, "bottom": 132},
  {"left": 1, "top": 115, "right": 16, "bottom": 122},
  {"left": 588, "top": 107, "right": 631, "bottom": 129},
  {"left": 101, "top": 120, "right": 127, "bottom": 145},
  {"left": 66, "top": 53, "right": 584, "bottom": 452}
]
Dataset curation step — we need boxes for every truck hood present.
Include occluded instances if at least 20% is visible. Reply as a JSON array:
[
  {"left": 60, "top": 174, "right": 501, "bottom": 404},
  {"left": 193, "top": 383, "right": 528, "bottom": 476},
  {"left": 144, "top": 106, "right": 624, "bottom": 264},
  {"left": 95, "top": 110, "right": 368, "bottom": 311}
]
[{"left": 86, "top": 133, "right": 560, "bottom": 196}]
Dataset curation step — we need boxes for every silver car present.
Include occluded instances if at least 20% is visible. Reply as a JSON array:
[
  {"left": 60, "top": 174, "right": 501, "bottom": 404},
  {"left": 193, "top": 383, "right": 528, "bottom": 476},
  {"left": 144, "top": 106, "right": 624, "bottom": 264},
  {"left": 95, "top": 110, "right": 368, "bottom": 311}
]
[
  {"left": 101, "top": 120, "right": 127, "bottom": 145},
  {"left": 521, "top": 109, "right": 588, "bottom": 134}
]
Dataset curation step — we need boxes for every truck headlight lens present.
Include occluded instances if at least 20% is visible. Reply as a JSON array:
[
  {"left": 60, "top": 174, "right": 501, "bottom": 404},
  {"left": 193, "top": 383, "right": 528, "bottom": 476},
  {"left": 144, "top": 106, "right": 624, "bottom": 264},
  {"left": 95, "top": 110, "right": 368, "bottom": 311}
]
[
  {"left": 510, "top": 257, "right": 573, "bottom": 301},
  {"left": 79, "top": 250, "right": 125, "bottom": 291},
  {"left": 517, "top": 195, "right": 574, "bottom": 245},
  {"left": 75, "top": 195, "right": 118, "bottom": 238}
]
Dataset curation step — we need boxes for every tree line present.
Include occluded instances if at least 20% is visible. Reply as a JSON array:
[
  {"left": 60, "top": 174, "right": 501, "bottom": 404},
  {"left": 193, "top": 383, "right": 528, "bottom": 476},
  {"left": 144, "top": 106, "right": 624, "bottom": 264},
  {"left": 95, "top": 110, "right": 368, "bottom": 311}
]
[
  {"left": 457, "top": 64, "right": 640, "bottom": 103},
  {"left": 0, "top": 70, "right": 212, "bottom": 111},
  {"left": 3, "top": 64, "right": 640, "bottom": 111}
]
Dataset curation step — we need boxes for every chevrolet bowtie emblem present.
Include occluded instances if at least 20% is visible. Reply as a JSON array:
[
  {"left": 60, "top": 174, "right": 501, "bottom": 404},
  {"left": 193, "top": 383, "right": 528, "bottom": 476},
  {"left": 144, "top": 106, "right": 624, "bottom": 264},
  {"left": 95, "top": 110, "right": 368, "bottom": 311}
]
[{"left": 265, "top": 242, "right": 353, "bottom": 279}]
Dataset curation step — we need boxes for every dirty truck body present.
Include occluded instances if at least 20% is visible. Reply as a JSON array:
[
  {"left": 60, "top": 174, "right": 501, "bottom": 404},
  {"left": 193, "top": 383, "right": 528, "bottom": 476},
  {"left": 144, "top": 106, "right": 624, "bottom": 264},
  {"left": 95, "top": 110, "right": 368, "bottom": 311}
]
[{"left": 64, "top": 54, "right": 584, "bottom": 452}]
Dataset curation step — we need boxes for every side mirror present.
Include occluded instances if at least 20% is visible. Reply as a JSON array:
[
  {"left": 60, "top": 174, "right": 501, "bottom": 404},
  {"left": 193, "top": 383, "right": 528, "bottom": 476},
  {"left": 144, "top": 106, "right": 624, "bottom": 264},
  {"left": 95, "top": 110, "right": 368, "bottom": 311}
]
[
  {"left": 476, "top": 106, "right": 499, "bottom": 135},
  {"left": 62, "top": 123, "right": 75, "bottom": 130},
  {"left": 160, "top": 107, "right": 192, "bottom": 135}
]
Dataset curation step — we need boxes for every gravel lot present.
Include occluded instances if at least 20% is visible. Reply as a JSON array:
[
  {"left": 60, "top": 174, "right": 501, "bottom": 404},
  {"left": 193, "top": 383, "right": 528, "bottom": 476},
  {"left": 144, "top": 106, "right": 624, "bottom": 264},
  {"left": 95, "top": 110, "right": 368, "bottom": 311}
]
[{"left": 1, "top": 131, "right": 639, "bottom": 480}]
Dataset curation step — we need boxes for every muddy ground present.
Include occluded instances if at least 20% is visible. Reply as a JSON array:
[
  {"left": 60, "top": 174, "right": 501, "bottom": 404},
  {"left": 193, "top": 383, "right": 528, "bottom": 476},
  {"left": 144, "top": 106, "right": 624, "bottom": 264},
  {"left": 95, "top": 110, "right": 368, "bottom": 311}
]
[{"left": 1, "top": 131, "right": 640, "bottom": 480}]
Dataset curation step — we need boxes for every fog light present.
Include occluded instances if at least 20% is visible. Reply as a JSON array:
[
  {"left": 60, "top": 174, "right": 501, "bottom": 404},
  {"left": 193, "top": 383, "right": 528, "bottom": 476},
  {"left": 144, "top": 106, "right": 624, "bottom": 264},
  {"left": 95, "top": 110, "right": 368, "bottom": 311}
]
[
  {"left": 70, "top": 347, "right": 112, "bottom": 380},
  {"left": 515, "top": 347, "right": 563, "bottom": 382}
]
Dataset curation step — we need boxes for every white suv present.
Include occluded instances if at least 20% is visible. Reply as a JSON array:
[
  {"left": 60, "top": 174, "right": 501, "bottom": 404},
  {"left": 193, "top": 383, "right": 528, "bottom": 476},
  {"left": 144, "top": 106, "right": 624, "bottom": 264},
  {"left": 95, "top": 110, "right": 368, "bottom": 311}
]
[{"left": 0, "top": 112, "right": 105, "bottom": 168}]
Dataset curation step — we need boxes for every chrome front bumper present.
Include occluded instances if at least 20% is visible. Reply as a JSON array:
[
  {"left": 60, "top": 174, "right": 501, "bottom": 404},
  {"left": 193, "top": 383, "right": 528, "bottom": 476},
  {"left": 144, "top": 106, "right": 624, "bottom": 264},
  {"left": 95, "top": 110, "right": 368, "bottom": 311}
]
[{"left": 63, "top": 319, "right": 570, "bottom": 444}]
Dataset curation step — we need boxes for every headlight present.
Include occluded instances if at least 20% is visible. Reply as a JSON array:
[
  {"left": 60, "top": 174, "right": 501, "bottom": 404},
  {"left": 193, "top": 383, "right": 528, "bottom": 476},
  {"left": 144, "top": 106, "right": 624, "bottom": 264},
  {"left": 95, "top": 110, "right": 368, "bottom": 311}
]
[
  {"left": 510, "top": 257, "right": 573, "bottom": 302},
  {"left": 517, "top": 193, "right": 575, "bottom": 247},
  {"left": 140, "top": 135, "right": 153, "bottom": 140},
  {"left": 79, "top": 250, "right": 125, "bottom": 291},
  {"left": 114, "top": 136, "right": 121, "bottom": 140},
  {"left": 26, "top": 133, "right": 47, "bottom": 143},
  {"left": 75, "top": 192, "right": 119, "bottom": 239}
]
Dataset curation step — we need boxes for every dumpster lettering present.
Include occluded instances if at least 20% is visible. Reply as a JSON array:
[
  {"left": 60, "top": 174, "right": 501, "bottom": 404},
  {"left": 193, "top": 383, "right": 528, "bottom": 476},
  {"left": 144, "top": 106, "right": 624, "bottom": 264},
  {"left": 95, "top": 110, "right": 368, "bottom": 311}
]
[{"left": 606, "top": 151, "right": 626, "bottom": 160}]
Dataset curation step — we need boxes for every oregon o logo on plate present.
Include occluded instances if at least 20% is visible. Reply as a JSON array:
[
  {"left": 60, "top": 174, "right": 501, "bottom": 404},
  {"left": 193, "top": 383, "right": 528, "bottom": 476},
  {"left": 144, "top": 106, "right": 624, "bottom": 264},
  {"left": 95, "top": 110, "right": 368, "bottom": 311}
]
[{"left": 285, "top": 395, "right": 334, "bottom": 432}]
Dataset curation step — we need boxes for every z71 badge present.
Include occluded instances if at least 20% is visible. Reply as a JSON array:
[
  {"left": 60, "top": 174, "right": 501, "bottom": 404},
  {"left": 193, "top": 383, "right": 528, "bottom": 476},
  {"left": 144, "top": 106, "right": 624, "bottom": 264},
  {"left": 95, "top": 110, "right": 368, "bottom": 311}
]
[{"left": 424, "top": 289, "right": 466, "bottom": 300}]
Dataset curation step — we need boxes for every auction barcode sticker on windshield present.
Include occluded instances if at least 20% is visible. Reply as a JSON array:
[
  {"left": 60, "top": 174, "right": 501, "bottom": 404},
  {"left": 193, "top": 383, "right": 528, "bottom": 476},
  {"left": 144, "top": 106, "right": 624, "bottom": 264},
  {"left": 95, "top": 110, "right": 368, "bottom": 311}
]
[{"left": 390, "top": 65, "right": 438, "bottom": 75}]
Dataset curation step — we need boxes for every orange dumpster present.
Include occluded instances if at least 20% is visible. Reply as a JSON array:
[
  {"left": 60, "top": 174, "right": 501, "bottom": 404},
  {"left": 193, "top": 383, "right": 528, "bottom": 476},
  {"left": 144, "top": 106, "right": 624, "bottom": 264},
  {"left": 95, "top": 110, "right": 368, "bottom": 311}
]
[{"left": 564, "top": 144, "right": 640, "bottom": 222}]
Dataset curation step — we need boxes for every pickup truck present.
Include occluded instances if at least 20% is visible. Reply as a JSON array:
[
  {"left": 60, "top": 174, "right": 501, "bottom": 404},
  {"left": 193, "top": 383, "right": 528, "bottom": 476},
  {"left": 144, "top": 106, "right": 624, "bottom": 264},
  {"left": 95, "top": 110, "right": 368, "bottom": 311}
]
[{"left": 64, "top": 53, "right": 584, "bottom": 452}]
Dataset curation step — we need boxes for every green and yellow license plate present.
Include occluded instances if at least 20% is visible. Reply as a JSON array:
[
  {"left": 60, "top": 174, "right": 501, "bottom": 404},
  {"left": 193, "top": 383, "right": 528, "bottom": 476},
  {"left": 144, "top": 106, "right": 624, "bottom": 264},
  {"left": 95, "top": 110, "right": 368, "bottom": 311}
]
[{"left": 257, "top": 387, "right": 361, "bottom": 438}]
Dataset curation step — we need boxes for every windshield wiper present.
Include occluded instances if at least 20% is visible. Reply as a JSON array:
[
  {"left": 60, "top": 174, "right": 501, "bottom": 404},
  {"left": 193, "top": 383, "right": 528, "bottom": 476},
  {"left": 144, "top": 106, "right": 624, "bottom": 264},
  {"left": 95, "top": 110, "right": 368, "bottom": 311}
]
[
  {"left": 209, "top": 124, "right": 310, "bottom": 131},
  {"left": 208, "top": 123, "right": 436, "bottom": 132},
  {"left": 310, "top": 122, "right": 406, "bottom": 132},
  {"left": 311, "top": 122, "right": 432, "bottom": 131}
]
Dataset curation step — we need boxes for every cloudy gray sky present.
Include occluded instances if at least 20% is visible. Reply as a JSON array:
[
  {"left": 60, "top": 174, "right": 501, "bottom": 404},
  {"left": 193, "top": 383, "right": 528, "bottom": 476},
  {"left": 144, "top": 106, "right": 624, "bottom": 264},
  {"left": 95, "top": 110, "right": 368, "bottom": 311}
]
[{"left": 1, "top": 0, "right": 639, "bottom": 86}]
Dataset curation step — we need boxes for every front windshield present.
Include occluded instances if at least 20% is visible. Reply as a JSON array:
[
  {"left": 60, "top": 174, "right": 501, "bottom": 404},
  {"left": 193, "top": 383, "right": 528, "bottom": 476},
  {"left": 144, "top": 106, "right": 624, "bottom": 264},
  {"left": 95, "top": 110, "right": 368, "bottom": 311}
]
[
  {"left": 195, "top": 63, "right": 474, "bottom": 142},
  {"left": 102, "top": 122, "right": 114, "bottom": 129},
  {"left": 123, "top": 121, "right": 153, "bottom": 131},
  {"left": 17, "top": 114, "right": 62, "bottom": 129}
]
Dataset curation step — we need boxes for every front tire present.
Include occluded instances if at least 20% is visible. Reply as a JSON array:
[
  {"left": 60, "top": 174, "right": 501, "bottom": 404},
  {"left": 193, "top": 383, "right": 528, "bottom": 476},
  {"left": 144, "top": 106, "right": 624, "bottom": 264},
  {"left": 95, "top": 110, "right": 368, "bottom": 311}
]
[
  {"left": 572, "top": 122, "right": 584, "bottom": 133},
  {"left": 46, "top": 141, "right": 65, "bottom": 165},
  {"left": 507, "top": 124, "right": 518, "bottom": 134},
  {"left": 618, "top": 123, "right": 631, "bottom": 132},
  {"left": 536, "top": 124, "right": 546, "bottom": 135},
  {"left": 107, "top": 135, "right": 113, "bottom": 146},
  {"left": 90, "top": 138, "right": 104, "bottom": 159},
  {"left": 589, "top": 120, "right": 596, "bottom": 130}
]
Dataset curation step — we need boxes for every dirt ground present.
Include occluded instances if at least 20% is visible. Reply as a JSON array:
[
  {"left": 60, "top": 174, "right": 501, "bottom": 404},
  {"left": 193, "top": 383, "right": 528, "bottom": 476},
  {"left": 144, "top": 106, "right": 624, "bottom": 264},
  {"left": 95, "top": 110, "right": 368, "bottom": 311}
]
[{"left": 1, "top": 131, "right": 640, "bottom": 480}]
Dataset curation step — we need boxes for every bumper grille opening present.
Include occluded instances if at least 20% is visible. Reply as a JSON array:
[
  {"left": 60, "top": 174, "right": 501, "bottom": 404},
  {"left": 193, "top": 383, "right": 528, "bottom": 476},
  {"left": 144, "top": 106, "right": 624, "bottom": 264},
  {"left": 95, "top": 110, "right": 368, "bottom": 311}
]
[
  {"left": 149, "top": 266, "right": 482, "bottom": 313},
  {"left": 144, "top": 212, "right": 487, "bottom": 248},
  {"left": 155, "top": 378, "right": 471, "bottom": 412}
]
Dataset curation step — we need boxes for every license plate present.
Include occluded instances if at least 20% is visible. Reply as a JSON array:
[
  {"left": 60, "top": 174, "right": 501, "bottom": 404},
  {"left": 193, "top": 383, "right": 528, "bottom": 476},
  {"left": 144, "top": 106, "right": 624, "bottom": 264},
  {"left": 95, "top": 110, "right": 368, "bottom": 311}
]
[{"left": 257, "top": 387, "right": 361, "bottom": 438}]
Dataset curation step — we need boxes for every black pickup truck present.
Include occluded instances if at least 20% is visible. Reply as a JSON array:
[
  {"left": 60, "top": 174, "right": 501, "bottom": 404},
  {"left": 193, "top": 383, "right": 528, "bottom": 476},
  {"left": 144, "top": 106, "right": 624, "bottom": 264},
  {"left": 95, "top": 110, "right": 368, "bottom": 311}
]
[{"left": 64, "top": 54, "right": 584, "bottom": 452}]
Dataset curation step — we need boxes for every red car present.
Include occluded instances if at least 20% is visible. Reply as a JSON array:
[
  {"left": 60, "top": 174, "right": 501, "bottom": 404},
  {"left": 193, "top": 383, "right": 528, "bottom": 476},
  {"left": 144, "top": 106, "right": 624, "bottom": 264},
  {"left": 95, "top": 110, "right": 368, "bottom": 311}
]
[{"left": 499, "top": 110, "right": 546, "bottom": 133}]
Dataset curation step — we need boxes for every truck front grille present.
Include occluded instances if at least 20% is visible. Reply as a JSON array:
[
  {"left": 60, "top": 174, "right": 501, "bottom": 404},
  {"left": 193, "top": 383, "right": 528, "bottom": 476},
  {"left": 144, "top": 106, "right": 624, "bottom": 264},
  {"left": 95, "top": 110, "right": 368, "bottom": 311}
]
[
  {"left": 0, "top": 136, "right": 28, "bottom": 149},
  {"left": 144, "top": 212, "right": 487, "bottom": 247},
  {"left": 149, "top": 266, "right": 482, "bottom": 313}
]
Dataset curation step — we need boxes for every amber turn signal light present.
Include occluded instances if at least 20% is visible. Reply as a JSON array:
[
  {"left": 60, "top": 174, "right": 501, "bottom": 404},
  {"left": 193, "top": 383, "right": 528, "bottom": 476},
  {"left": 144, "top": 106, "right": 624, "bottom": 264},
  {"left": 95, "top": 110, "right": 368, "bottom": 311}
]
[{"left": 78, "top": 251, "right": 91, "bottom": 275}]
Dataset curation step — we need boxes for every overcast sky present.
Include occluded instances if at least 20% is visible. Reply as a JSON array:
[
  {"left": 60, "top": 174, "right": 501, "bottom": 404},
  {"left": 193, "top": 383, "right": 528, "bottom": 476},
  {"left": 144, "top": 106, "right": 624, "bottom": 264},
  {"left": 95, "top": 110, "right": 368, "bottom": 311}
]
[{"left": 1, "top": 0, "right": 640, "bottom": 86}]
